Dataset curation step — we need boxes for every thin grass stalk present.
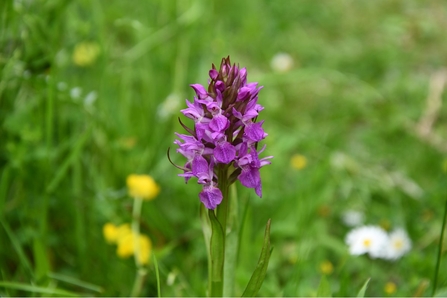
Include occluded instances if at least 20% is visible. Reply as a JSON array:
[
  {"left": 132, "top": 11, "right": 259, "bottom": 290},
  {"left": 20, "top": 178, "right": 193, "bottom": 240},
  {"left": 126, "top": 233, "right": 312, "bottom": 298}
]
[
  {"left": 431, "top": 199, "right": 447, "bottom": 296},
  {"left": 130, "top": 197, "right": 146, "bottom": 297}
]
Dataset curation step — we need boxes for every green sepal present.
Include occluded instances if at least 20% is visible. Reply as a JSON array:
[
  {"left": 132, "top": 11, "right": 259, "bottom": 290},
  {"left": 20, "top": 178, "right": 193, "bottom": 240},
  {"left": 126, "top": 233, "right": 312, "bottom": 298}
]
[{"left": 242, "top": 219, "right": 272, "bottom": 297}]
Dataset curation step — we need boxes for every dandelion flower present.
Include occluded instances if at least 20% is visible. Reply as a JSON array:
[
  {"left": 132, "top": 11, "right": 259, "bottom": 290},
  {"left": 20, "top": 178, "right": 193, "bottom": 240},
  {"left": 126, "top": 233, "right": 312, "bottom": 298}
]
[
  {"left": 117, "top": 233, "right": 152, "bottom": 265},
  {"left": 127, "top": 174, "right": 160, "bottom": 200},
  {"left": 384, "top": 228, "right": 411, "bottom": 260},
  {"left": 103, "top": 223, "right": 118, "bottom": 243},
  {"left": 319, "top": 260, "right": 334, "bottom": 275},
  {"left": 291, "top": 154, "right": 307, "bottom": 170},
  {"left": 103, "top": 223, "right": 132, "bottom": 244},
  {"left": 72, "top": 41, "right": 100, "bottom": 67},
  {"left": 384, "top": 282, "right": 397, "bottom": 295},
  {"left": 345, "top": 225, "right": 388, "bottom": 258}
]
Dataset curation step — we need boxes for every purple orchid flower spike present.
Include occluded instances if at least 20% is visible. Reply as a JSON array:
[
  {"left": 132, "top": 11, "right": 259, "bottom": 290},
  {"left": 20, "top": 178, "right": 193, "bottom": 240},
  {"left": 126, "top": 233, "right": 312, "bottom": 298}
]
[{"left": 170, "top": 56, "right": 272, "bottom": 209}]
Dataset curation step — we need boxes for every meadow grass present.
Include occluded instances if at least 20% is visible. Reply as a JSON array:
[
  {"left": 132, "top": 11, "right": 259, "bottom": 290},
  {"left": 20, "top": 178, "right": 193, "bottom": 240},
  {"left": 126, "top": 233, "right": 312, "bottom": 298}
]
[{"left": 1, "top": 0, "right": 447, "bottom": 296}]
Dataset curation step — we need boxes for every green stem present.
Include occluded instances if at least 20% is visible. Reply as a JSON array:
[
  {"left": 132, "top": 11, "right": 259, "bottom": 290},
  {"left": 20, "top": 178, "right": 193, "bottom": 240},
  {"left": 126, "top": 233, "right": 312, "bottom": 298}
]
[
  {"left": 432, "top": 199, "right": 447, "bottom": 296},
  {"left": 131, "top": 268, "right": 147, "bottom": 297},
  {"left": 208, "top": 210, "right": 224, "bottom": 297},
  {"left": 207, "top": 165, "right": 232, "bottom": 297},
  {"left": 130, "top": 197, "right": 145, "bottom": 296},
  {"left": 216, "top": 166, "right": 230, "bottom": 232}
]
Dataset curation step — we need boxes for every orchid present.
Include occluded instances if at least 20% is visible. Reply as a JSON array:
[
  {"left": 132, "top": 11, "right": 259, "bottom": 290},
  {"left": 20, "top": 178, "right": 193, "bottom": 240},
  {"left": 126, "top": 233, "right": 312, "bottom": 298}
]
[{"left": 170, "top": 56, "right": 272, "bottom": 209}]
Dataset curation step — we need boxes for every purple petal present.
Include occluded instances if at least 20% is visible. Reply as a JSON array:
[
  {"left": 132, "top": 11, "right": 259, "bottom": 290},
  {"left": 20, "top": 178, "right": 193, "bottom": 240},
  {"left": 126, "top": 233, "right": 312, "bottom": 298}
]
[
  {"left": 239, "top": 68, "right": 247, "bottom": 84},
  {"left": 237, "top": 87, "right": 251, "bottom": 101},
  {"left": 209, "top": 69, "right": 218, "bottom": 80},
  {"left": 214, "top": 141, "right": 236, "bottom": 164},
  {"left": 232, "top": 107, "right": 243, "bottom": 120},
  {"left": 215, "top": 81, "right": 225, "bottom": 92},
  {"left": 192, "top": 154, "right": 209, "bottom": 177},
  {"left": 238, "top": 167, "right": 261, "bottom": 191},
  {"left": 209, "top": 115, "right": 229, "bottom": 132},
  {"left": 190, "top": 84, "right": 208, "bottom": 99},
  {"left": 199, "top": 185, "right": 223, "bottom": 209},
  {"left": 244, "top": 121, "right": 267, "bottom": 142}
]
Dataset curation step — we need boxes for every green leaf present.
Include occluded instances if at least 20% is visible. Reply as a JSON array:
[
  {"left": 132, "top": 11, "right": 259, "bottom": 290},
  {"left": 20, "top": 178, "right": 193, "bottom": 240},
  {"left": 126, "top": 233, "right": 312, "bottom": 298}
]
[
  {"left": 153, "top": 255, "right": 161, "bottom": 298},
  {"left": 47, "top": 272, "right": 103, "bottom": 293},
  {"left": 356, "top": 278, "right": 371, "bottom": 297},
  {"left": 0, "top": 281, "right": 79, "bottom": 297},
  {"left": 0, "top": 218, "right": 34, "bottom": 279},
  {"left": 208, "top": 209, "right": 225, "bottom": 297},
  {"left": 242, "top": 219, "right": 273, "bottom": 297},
  {"left": 316, "top": 275, "right": 332, "bottom": 297}
]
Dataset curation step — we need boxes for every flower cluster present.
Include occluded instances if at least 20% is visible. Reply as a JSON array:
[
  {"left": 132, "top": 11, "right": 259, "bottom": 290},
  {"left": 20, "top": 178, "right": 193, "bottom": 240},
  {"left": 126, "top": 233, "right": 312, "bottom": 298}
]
[
  {"left": 172, "top": 57, "right": 272, "bottom": 210},
  {"left": 103, "top": 223, "right": 152, "bottom": 265},
  {"left": 345, "top": 225, "right": 412, "bottom": 260}
]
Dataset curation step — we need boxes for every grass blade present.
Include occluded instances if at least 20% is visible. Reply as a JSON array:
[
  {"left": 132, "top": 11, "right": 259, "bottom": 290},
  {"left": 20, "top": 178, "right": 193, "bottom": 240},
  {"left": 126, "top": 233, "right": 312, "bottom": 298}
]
[
  {"left": 356, "top": 278, "right": 370, "bottom": 297},
  {"left": 0, "top": 281, "right": 79, "bottom": 297},
  {"left": 0, "top": 218, "right": 34, "bottom": 279},
  {"left": 153, "top": 255, "right": 161, "bottom": 297},
  {"left": 432, "top": 200, "right": 447, "bottom": 296},
  {"left": 47, "top": 272, "right": 103, "bottom": 293},
  {"left": 242, "top": 219, "right": 272, "bottom": 297},
  {"left": 317, "top": 275, "right": 332, "bottom": 297}
]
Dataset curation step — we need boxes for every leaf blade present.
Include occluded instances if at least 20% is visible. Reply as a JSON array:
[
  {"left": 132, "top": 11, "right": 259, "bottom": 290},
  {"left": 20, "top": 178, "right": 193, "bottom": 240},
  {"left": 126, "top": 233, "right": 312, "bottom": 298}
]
[{"left": 242, "top": 219, "right": 272, "bottom": 297}]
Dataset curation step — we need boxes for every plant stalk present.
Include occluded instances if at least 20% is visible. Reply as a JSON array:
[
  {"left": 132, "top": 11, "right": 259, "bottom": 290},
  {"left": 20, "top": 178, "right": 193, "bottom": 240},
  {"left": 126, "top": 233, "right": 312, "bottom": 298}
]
[
  {"left": 432, "top": 199, "right": 447, "bottom": 296},
  {"left": 130, "top": 197, "right": 145, "bottom": 296}
]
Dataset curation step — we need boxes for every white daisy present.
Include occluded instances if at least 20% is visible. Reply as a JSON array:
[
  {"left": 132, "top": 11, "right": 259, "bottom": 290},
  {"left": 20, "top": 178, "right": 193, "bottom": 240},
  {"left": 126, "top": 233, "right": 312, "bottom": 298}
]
[
  {"left": 383, "top": 228, "right": 411, "bottom": 260},
  {"left": 345, "top": 225, "right": 389, "bottom": 258}
]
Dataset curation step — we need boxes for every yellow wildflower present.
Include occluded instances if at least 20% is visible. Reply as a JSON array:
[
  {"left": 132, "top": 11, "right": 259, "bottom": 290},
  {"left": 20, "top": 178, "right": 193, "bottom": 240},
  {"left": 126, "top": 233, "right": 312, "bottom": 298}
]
[
  {"left": 103, "top": 223, "right": 132, "bottom": 244},
  {"left": 117, "top": 233, "right": 152, "bottom": 265},
  {"left": 72, "top": 41, "right": 100, "bottom": 67},
  {"left": 384, "top": 282, "right": 397, "bottom": 295},
  {"left": 127, "top": 174, "right": 160, "bottom": 200},
  {"left": 291, "top": 154, "right": 307, "bottom": 170},
  {"left": 319, "top": 260, "right": 334, "bottom": 275}
]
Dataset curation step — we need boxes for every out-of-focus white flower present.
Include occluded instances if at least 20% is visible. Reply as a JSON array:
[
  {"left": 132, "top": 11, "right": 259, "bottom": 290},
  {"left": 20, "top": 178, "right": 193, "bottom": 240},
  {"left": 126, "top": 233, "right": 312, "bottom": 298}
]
[
  {"left": 342, "top": 210, "right": 364, "bottom": 227},
  {"left": 84, "top": 91, "right": 97, "bottom": 107},
  {"left": 57, "top": 82, "right": 68, "bottom": 91},
  {"left": 345, "top": 225, "right": 388, "bottom": 258},
  {"left": 270, "top": 53, "right": 294, "bottom": 73},
  {"left": 384, "top": 228, "right": 411, "bottom": 260},
  {"left": 70, "top": 87, "right": 82, "bottom": 99}
]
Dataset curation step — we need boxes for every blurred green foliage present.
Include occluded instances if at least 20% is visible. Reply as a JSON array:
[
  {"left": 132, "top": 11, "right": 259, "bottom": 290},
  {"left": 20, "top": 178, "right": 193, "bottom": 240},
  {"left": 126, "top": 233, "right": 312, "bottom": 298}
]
[{"left": 1, "top": 0, "right": 446, "bottom": 296}]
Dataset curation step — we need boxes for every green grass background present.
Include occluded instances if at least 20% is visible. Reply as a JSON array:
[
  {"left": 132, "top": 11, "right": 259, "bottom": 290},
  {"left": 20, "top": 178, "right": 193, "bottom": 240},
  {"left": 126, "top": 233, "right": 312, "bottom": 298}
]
[{"left": 1, "top": 0, "right": 447, "bottom": 296}]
